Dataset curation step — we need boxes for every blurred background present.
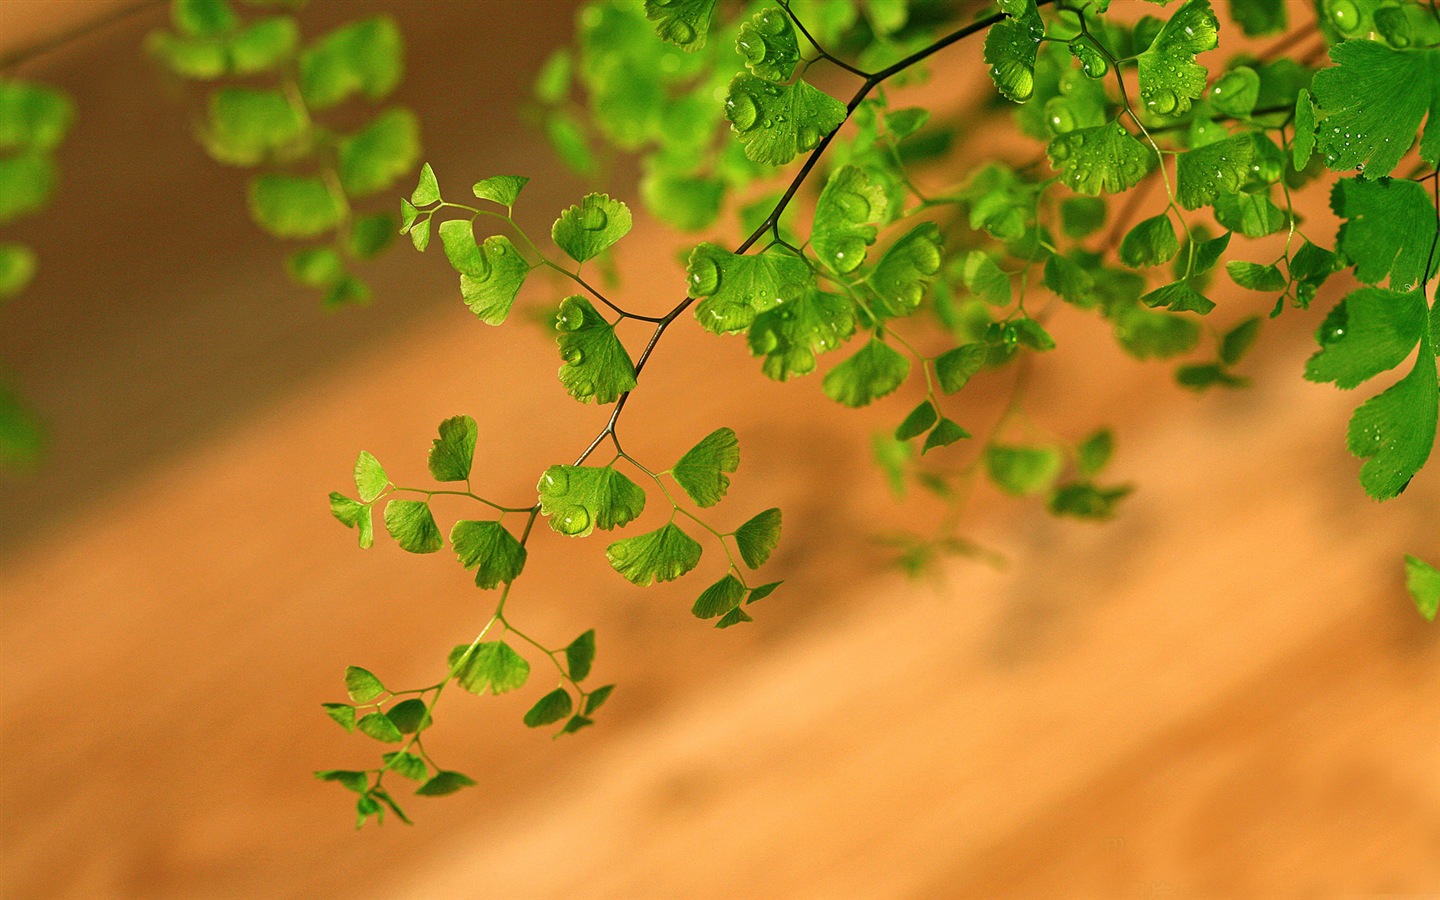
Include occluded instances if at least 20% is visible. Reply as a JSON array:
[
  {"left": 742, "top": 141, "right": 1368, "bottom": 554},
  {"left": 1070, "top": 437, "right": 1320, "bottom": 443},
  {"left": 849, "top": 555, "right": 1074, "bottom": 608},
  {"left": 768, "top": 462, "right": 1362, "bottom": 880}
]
[{"left": 1, "top": 1, "right": 1437, "bottom": 897}]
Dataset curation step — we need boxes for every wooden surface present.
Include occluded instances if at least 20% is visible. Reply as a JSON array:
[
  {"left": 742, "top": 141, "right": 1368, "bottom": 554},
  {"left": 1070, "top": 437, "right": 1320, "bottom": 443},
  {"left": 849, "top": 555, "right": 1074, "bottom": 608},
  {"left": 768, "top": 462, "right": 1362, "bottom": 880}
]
[{"left": 2, "top": 2, "right": 1437, "bottom": 898}]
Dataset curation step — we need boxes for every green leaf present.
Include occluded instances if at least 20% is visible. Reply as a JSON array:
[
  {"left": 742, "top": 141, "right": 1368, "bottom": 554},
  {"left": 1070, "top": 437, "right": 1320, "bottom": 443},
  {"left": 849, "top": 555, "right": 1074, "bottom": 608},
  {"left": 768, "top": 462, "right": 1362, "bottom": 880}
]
[
  {"left": 316, "top": 769, "right": 368, "bottom": 793},
  {"left": 537, "top": 464, "right": 647, "bottom": 536},
  {"left": 328, "top": 492, "right": 373, "bottom": 549},
  {"left": 986, "top": 445, "right": 1062, "bottom": 496},
  {"left": 1136, "top": 0, "right": 1219, "bottom": 117},
  {"left": 1305, "top": 288, "right": 1426, "bottom": 390},
  {"left": 338, "top": 107, "right": 420, "bottom": 198},
  {"left": 355, "top": 794, "right": 383, "bottom": 827},
  {"left": 823, "top": 340, "right": 910, "bottom": 408},
  {"left": 1175, "top": 135, "right": 1253, "bottom": 210},
  {"left": 686, "top": 243, "right": 811, "bottom": 334},
  {"left": 201, "top": 88, "right": 305, "bottom": 166},
  {"left": 1228, "top": 0, "right": 1285, "bottom": 36},
  {"left": 383, "top": 751, "right": 428, "bottom": 781},
  {"left": 1292, "top": 88, "right": 1316, "bottom": 170},
  {"left": 640, "top": 168, "right": 725, "bottom": 232},
  {"left": 692, "top": 574, "right": 745, "bottom": 619},
  {"left": 1048, "top": 482, "right": 1132, "bottom": 520},
  {"left": 584, "top": 685, "right": 615, "bottom": 715},
  {"left": 450, "top": 520, "right": 527, "bottom": 589},
  {"left": 0, "top": 79, "right": 75, "bottom": 153},
  {"left": 357, "top": 711, "right": 402, "bottom": 743},
  {"left": 895, "top": 401, "right": 938, "bottom": 441},
  {"left": 299, "top": 17, "right": 404, "bottom": 111},
  {"left": 386, "top": 698, "right": 431, "bottom": 734},
  {"left": 1176, "top": 362, "right": 1246, "bottom": 391},
  {"left": 454, "top": 235, "right": 528, "bottom": 325},
  {"left": 748, "top": 286, "right": 856, "bottom": 381},
  {"left": 606, "top": 523, "right": 704, "bottom": 586},
  {"left": 552, "top": 193, "right": 632, "bottom": 264},
  {"left": 644, "top": 0, "right": 715, "bottom": 50},
  {"left": 812, "top": 166, "right": 888, "bottom": 275},
  {"left": 229, "top": 16, "right": 299, "bottom": 74},
  {"left": 1405, "top": 555, "right": 1440, "bottom": 622},
  {"left": 1140, "top": 280, "right": 1215, "bottom": 315},
  {"left": 415, "top": 770, "right": 477, "bottom": 797},
  {"left": 922, "top": 417, "right": 970, "bottom": 454},
  {"left": 671, "top": 427, "right": 740, "bottom": 508},
  {"left": 0, "top": 153, "right": 53, "bottom": 223},
  {"left": 963, "top": 252, "right": 1011, "bottom": 306},
  {"left": 354, "top": 450, "right": 388, "bottom": 502},
  {"left": 524, "top": 689, "right": 574, "bottom": 728},
  {"left": 724, "top": 73, "right": 846, "bottom": 166},
  {"left": 383, "top": 500, "right": 443, "bottom": 554},
  {"left": 1345, "top": 329, "right": 1438, "bottom": 500},
  {"left": 983, "top": 0, "right": 1044, "bottom": 103},
  {"left": 1213, "top": 189, "right": 1287, "bottom": 239},
  {"left": 450, "top": 641, "right": 530, "bottom": 695},
  {"left": 1311, "top": 41, "right": 1440, "bottom": 178},
  {"left": 428, "top": 414, "right": 476, "bottom": 482},
  {"left": 734, "top": 507, "right": 782, "bottom": 569},
  {"left": 0, "top": 243, "right": 36, "bottom": 299},
  {"left": 146, "top": 32, "right": 227, "bottom": 79},
  {"left": 869, "top": 222, "right": 944, "bottom": 315},
  {"left": 172, "top": 0, "right": 237, "bottom": 37},
  {"left": 1208, "top": 66, "right": 1259, "bottom": 117},
  {"left": 347, "top": 213, "right": 394, "bottom": 260},
  {"left": 935, "top": 344, "right": 986, "bottom": 394},
  {"left": 1119, "top": 215, "right": 1180, "bottom": 268},
  {"left": 321, "top": 702, "right": 356, "bottom": 732},
  {"left": 1112, "top": 303, "right": 1202, "bottom": 359},
  {"left": 716, "top": 607, "right": 753, "bottom": 629},
  {"left": 1061, "top": 197, "right": 1106, "bottom": 238},
  {"left": 1331, "top": 177, "right": 1438, "bottom": 290},
  {"left": 747, "top": 581, "right": 782, "bottom": 604},
  {"left": 737, "top": 7, "right": 798, "bottom": 82},
  {"left": 247, "top": 174, "right": 344, "bottom": 239},
  {"left": 565, "top": 630, "right": 596, "bottom": 681},
  {"left": 555, "top": 296, "right": 638, "bottom": 404},
  {"left": 1077, "top": 429, "right": 1114, "bottom": 476},
  {"left": 559, "top": 714, "right": 595, "bottom": 734},
  {"left": 1043, "top": 252, "right": 1094, "bottom": 305},
  {"left": 1011, "top": 317, "right": 1056, "bottom": 351},
  {"left": 472, "top": 175, "right": 528, "bottom": 207},
  {"left": 411, "top": 162, "right": 440, "bottom": 206},
  {"left": 1220, "top": 317, "right": 1262, "bottom": 366},
  {"left": 409, "top": 217, "right": 432, "bottom": 252},
  {"left": 1226, "top": 261, "right": 1286, "bottom": 291},
  {"left": 1047, "top": 121, "right": 1155, "bottom": 196}
]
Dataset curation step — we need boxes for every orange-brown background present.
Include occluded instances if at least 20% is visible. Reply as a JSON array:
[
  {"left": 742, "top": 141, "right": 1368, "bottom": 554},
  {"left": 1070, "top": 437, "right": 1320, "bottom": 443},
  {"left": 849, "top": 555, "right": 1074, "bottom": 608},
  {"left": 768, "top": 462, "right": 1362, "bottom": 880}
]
[{"left": 1, "top": 2, "right": 1436, "bottom": 897}]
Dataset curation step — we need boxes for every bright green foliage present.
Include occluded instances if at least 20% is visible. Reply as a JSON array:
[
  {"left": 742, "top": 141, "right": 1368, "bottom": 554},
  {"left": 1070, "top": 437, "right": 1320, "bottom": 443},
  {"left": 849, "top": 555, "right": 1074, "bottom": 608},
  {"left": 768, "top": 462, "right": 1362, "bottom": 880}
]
[
  {"left": 923, "top": 418, "right": 970, "bottom": 454},
  {"left": 0, "top": 154, "right": 54, "bottom": 223},
  {"left": 0, "top": 80, "right": 76, "bottom": 153},
  {"left": 1227, "top": 261, "right": 1287, "bottom": 292},
  {"left": 450, "top": 642, "right": 530, "bottom": 695},
  {"left": 812, "top": 166, "right": 888, "bottom": 274},
  {"left": 552, "top": 193, "right": 632, "bottom": 263},
  {"left": 338, "top": 108, "right": 421, "bottom": 198},
  {"left": 1344, "top": 331, "right": 1437, "bottom": 500},
  {"left": 248, "top": 175, "right": 344, "bottom": 238},
  {"left": 1292, "top": 89, "right": 1316, "bottom": 169},
  {"left": 1331, "top": 178, "right": 1438, "bottom": 290},
  {"left": 537, "top": 464, "right": 647, "bottom": 536},
  {"left": 1120, "top": 215, "right": 1179, "bottom": 268},
  {"left": 984, "top": 0, "right": 1044, "bottom": 103},
  {"left": 451, "top": 521, "right": 527, "bottom": 588},
  {"left": 524, "top": 689, "right": 574, "bottom": 727},
  {"left": 565, "top": 631, "right": 596, "bottom": 680},
  {"left": 644, "top": 0, "right": 715, "bottom": 50},
  {"left": 348, "top": 213, "right": 395, "bottom": 259},
  {"left": 472, "top": 175, "right": 529, "bottom": 207},
  {"left": 1141, "top": 280, "right": 1215, "bottom": 315},
  {"left": 737, "top": 7, "right": 799, "bottom": 82},
  {"left": 693, "top": 574, "right": 745, "bottom": 619},
  {"left": 734, "top": 507, "right": 782, "bottom": 568},
  {"left": 671, "top": 427, "right": 740, "bottom": 508},
  {"left": 1175, "top": 136, "right": 1253, "bottom": 211},
  {"left": 1406, "top": 555, "right": 1440, "bottom": 622},
  {"left": 1208, "top": 66, "right": 1259, "bottom": 117},
  {"left": 1077, "top": 429, "right": 1114, "bottom": 477},
  {"left": 328, "top": 492, "right": 374, "bottom": 549},
  {"left": 357, "top": 712, "right": 403, "bottom": 743},
  {"left": 963, "top": 252, "right": 1011, "bottom": 306},
  {"left": 383, "top": 500, "right": 443, "bottom": 554},
  {"left": 300, "top": 17, "right": 404, "bottom": 110},
  {"left": 869, "top": 223, "right": 943, "bottom": 315},
  {"left": 823, "top": 340, "right": 910, "bottom": 407},
  {"left": 416, "top": 771, "right": 477, "bottom": 796},
  {"left": 384, "top": 751, "right": 428, "bottom": 780},
  {"left": 724, "top": 74, "right": 847, "bottom": 165},
  {"left": 606, "top": 523, "right": 704, "bottom": 585},
  {"left": 354, "top": 451, "right": 388, "bottom": 502},
  {"left": 749, "top": 286, "right": 856, "bottom": 381},
  {"left": 1048, "top": 483, "right": 1132, "bottom": 520},
  {"left": 935, "top": 344, "right": 986, "bottom": 394},
  {"left": 0, "top": 244, "right": 36, "bottom": 300},
  {"left": 1311, "top": 41, "right": 1440, "bottom": 178},
  {"left": 1228, "top": 0, "right": 1285, "bottom": 36},
  {"left": 345, "top": 665, "right": 385, "bottom": 702},
  {"left": 686, "top": 244, "right": 811, "bottom": 334},
  {"left": 1136, "top": 0, "right": 1219, "bottom": 117},
  {"left": 437, "top": 227, "right": 529, "bottom": 325},
  {"left": 986, "top": 445, "right": 1062, "bottom": 496},
  {"left": 322, "top": 703, "right": 357, "bottom": 732},
  {"left": 896, "top": 401, "right": 937, "bottom": 441},
  {"left": 387, "top": 700, "right": 430, "bottom": 734},
  {"left": 411, "top": 162, "right": 440, "bottom": 206},
  {"left": 428, "top": 415, "right": 476, "bottom": 482},
  {"left": 554, "top": 296, "right": 638, "bottom": 403},
  {"left": 1047, "top": 122, "right": 1154, "bottom": 195},
  {"left": 202, "top": 88, "right": 305, "bottom": 166},
  {"left": 1112, "top": 304, "right": 1202, "bottom": 359}
]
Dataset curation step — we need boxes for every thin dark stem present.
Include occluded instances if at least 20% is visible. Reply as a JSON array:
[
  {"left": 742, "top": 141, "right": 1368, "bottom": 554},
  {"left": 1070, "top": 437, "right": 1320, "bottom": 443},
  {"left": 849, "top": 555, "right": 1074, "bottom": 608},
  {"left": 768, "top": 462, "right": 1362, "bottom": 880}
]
[
  {"left": 779, "top": 0, "right": 872, "bottom": 79},
  {"left": 1423, "top": 171, "right": 1439, "bottom": 295},
  {"left": 0, "top": 0, "right": 165, "bottom": 73}
]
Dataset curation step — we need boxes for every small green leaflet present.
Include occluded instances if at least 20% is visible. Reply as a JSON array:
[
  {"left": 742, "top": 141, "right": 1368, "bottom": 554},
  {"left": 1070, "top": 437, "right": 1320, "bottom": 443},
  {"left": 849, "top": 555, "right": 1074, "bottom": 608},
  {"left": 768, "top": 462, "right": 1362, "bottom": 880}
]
[
  {"left": 716, "top": 607, "right": 753, "bottom": 629},
  {"left": 524, "top": 689, "right": 574, "bottom": 727},
  {"left": 248, "top": 175, "right": 344, "bottom": 238},
  {"left": 1227, "top": 261, "right": 1286, "bottom": 292},
  {"left": 606, "top": 523, "right": 703, "bottom": 586},
  {"left": 671, "top": 427, "right": 740, "bottom": 508},
  {"left": 537, "top": 464, "right": 647, "bottom": 537},
  {"left": 896, "top": 401, "right": 937, "bottom": 441},
  {"left": 923, "top": 418, "right": 970, "bottom": 454},
  {"left": 1077, "top": 429, "right": 1114, "bottom": 476},
  {"left": 935, "top": 344, "right": 987, "bottom": 394},
  {"left": 0, "top": 243, "right": 36, "bottom": 299},
  {"left": 415, "top": 771, "right": 477, "bottom": 797},
  {"left": 584, "top": 685, "right": 614, "bottom": 715},
  {"left": 1331, "top": 178, "right": 1438, "bottom": 290},
  {"left": 1048, "top": 483, "right": 1132, "bottom": 520},
  {"left": 449, "top": 641, "right": 530, "bottom": 695},
  {"left": 1112, "top": 303, "right": 1202, "bottom": 359},
  {"left": 870, "top": 223, "right": 943, "bottom": 315},
  {"left": 354, "top": 451, "right": 388, "bottom": 502},
  {"left": 383, "top": 751, "right": 428, "bottom": 781},
  {"left": 565, "top": 630, "right": 596, "bottom": 681},
  {"left": 348, "top": 213, "right": 394, "bottom": 260},
  {"left": 472, "top": 175, "right": 528, "bottom": 207},
  {"left": 1136, "top": 0, "right": 1219, "bottom": 117},
  {"left": 822, "top": 339, "right": 910, "bottom": 408},
  {"left": 383, "top": 500, "right": 443, "bottom": 553},
  {"left": 1141, "top": 280, "right": 1215, "bottom": 315},
  {"left": 552, "top": 194, "right": 632, "bottom": 263},
  {"left": 1292, "top": 88, "right": 1316, "bottom": 170},
  {"left": 316, "top": 769, "right": 367, "bottom": 793},
  {"left": 1310, "top": 41, "right": 1440, "bottom": 178},
  {"left": 322, "top": 702, "right": 356, "bottom": 732},
  {"left": 1043, "top": 252, "right": 1094, "bottom": 305},
  {"left": 555, "top": 296, "right": 638, "bottom": 404},
  {"left": 1047, "top": 122, "right": 1155, "bottom": 196},
  {"left": 737, "top": 7, "right": 798, "bottom": 82},
  {"left": 983, "top": 0, "right": 1043, "bottom": 103},
  {"left": 455, "top": 234, "right": 529, "bottom": 325},
  {"left": 734, "top": 507, "right": 781, "bottom": 569},
  {"left": 344, "top": 665, "right": 385, "bottom": 702},
  {"left": 748, "top": 286, "right": 856, "bottom": 381},
  {"left": 387, "top": 699, "right": 430, "bottom": 734},
  {"left": 1175, "top": 136, "right": 1253, "bottom": 210},
  {"left": 1208, "top": 66, "right": 1259, "bottom": 118},
  {"left": 963, "top": 252, "right": 1010, "bottom": 306},
  {"left": 1405, "top": 555, "right": 1440, "bottom": 622},
  {"left": 686, "top": 243, "right": 811, "bottom": 334},
  {"left": 328, "top": 492, "right": 374, "bottom": 549},
  {"left": 0, "top": 79, "right": 75, "bottom": 153},
  {"left": 812, "top": 165, "right": 888, "bottom": 275},
  {"left": 0, "top": 154, "right": 54, "bottom": 224},
  {"left": 1119, "top": 215, "right": 1179, "bottom": 268},
  {"left": 202, "top": 88, "right": 305, "bottom": 166},
  {"left": 428, "top": 415, "right": 476, "bottom": 482},
  {"left": 299, "top": 17, "right": 404, "bottom": 111},
  {"left": 1228, "top": 0, "right": 1285, "bottom": 36},
  {"left": 337, "top": 107, "right": 420, "bottom": 198},
  {"left": 644, "top": 0, "right": 715, "bottom": 50},
  {"left": 986, "top": 445, "right": 1062, "bottom": 496},
  {"left": 724, "top": 73, "right": 846, "bottom": 166},
  {"left": 1220, "top": 317, "right": 1262, "bottom": 367},
  {"left": 450, "top": 520, "right": 527, "bottom": 588},
  {"left": 1213, "top": 189, "right": 1287, "bottom": 239},
  {"left": 692, "top": 574, "right": 745, "bottom": 618},
  {"left": 411, "top": 162, "right": 440, "bottom": 206},
  {"left": 1344, "top": 328, "right": 1437, "bottom": 500}
]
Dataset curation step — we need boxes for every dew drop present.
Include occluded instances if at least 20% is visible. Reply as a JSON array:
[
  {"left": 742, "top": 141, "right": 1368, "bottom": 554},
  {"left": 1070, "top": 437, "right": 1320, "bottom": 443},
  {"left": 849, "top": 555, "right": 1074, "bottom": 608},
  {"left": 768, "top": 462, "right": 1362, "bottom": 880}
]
[
  {"left": 580, "top": 205, "right": 609, "bottom": 232},
  {"left": 727, "top": 90, "right": 760, "bottom": 131},
  {"left": 544, "top": 468, "right": 569, "bottom": 493},
  {"left": 563, "top": 347, "right": 585, "bottom": 365},
  {"left": 835, "top": 190, "right": 871, "bottom": 221},
  {"left": 1328, "top": 0, "right": 1361, "bottom": 33},
  {"left": 689, "top": 255, "right": 720, "bottom": 295},
  {"left": 797, "top": 124, "right": 821, "bottom": 149},
  {"left": 560, "top": 508, "right": 591, "bottom": 535}
]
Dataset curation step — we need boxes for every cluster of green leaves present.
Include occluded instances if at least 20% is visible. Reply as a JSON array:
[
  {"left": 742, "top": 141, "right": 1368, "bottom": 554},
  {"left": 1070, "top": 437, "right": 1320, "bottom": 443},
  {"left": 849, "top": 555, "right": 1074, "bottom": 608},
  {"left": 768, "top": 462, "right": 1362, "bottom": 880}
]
[
  {"left": 0, "top": 76, "right": 74, "bottom": 467},
  {"left": 149, "top": 0, "right": 419, "bottom": 305}
]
